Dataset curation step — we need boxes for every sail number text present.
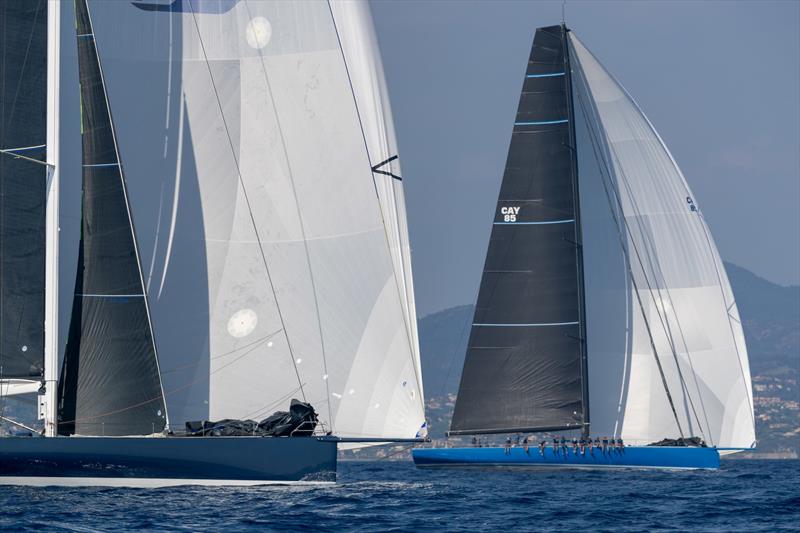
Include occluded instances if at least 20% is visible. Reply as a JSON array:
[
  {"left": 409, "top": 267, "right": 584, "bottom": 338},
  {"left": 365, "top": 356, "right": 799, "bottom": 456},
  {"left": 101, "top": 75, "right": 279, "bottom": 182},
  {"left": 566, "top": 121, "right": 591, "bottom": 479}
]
[{"left": 500, "top": 206, "right": 520, "bottom": 222}]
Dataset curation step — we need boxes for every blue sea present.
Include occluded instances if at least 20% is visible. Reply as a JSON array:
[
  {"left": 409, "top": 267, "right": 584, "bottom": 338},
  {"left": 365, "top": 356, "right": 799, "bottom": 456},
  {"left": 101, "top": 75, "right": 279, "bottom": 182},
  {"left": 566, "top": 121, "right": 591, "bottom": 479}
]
[{"left": 0, "top": 459, "right": 797, "bottom": 531}]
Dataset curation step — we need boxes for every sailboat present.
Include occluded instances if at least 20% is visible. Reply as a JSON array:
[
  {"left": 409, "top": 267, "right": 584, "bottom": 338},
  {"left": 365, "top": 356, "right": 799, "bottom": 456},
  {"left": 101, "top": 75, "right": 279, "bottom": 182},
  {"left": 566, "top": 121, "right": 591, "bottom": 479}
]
[
  {"left": 0, "top": 0, "right": 426, "bottom": 486},
  {"left": 412, "top": 24, "right": 755, "bottom": 470}
]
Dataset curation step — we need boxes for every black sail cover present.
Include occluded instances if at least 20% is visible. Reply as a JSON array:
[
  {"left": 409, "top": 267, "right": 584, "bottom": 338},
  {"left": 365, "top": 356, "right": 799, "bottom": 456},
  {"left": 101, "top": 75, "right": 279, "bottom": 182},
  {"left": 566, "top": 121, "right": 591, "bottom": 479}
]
[
  {"left": 58, "top": 0, "right": 167, "bottom": 436},
  {"left": 0, "top": 1, "right": 47, "bottom": 380},
  {"left": 450, "top": 25, "right": 587, "bottom": 435}
]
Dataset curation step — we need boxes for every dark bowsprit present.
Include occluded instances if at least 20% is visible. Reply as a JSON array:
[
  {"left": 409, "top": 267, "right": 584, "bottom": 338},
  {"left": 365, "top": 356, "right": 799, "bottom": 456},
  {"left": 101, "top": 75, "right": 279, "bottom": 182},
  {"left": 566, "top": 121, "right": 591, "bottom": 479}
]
[{"left": 185, "top": 399, "right": 319, "bottom": 437}]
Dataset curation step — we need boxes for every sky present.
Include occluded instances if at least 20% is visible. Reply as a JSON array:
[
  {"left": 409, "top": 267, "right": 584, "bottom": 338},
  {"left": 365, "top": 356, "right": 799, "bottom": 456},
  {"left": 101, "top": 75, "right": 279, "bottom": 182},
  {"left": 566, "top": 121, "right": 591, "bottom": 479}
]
[{"left": 370, "top": 0, "right": 800, "bottom": 317}]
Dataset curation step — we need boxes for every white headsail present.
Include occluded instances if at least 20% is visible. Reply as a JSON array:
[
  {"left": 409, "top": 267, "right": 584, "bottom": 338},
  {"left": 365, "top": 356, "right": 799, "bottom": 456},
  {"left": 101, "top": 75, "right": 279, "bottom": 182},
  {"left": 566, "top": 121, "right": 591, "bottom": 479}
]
[
  {"left": 569, "top": 32, "right": 755, "bottom": 448},
  {"left": 86, "top": 0, "right": 425, "bottom": 440}
]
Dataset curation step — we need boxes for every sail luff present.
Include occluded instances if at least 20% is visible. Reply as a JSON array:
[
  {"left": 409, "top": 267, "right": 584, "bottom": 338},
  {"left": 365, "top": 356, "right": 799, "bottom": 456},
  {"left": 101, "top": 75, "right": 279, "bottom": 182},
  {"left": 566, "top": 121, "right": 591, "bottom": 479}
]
[{"left": 562, "top": 25, "right": 590, "bottom": 436}]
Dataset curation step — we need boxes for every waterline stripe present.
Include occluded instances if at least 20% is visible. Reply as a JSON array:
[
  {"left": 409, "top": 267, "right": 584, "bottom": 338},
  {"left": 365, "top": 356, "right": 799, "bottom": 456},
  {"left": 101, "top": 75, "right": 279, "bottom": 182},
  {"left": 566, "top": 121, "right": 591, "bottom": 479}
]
[
  {"left": 526, "top": 72, "right": 565, "bottom": 78},
  {"left": 473, "top": 321, "right": 579, "bottom": 327},
  {"left": 515, "top": 119, "right": 568, "bottom": 126},
  {"left": 82, "top": 163, "right": 119, "bottom": 168},
  {"left": 494, "top": 219, "right": 574, "bottom": 225}
]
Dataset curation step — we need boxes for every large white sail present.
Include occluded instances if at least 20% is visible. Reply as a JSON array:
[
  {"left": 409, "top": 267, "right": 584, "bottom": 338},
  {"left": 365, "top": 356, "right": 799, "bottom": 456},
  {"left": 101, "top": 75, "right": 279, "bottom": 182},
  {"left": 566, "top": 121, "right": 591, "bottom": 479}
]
[
  {"left": 569, "top": 33, "right": 755, "bottom": 448},
  {"left": 86, "top": 0, "right": 425, "bottom": 440},
  {"left": 328, "top": 0, "right": 425, "bottom": 429}
]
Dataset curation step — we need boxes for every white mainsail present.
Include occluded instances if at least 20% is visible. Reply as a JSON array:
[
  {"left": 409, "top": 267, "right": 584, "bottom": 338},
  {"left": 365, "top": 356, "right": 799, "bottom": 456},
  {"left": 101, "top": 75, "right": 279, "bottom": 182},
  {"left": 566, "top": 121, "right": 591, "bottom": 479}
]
[
  {"left": 569, "top": 32, "right": 755, "bottom": 448},
  {"left": 86, "top": 0, "right": 425, "bottom": 440}
]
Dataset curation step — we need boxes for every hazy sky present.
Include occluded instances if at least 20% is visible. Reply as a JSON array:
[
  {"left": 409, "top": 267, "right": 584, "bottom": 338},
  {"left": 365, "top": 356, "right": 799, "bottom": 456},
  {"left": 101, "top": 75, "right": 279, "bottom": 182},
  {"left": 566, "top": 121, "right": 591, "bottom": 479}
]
[{"left": 370, "top": 0, "right": 800, "bottom": 316}]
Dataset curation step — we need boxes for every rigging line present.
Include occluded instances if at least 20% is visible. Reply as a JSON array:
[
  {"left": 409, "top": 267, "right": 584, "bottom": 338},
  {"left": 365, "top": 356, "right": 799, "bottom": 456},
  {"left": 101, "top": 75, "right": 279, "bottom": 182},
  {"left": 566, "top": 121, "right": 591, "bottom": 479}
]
[
  {"left": 0, "top": 414, "right": 38, "bottom": 434},
  {"left": 573, "top": 80, "right": 686, "bottom": 439},
  {"left": 562, "top": 26, "right": 590, "bottom": 433},
  {"left": 81, "top": 0, "right": 170, "bottom": 428},
  {"left": 237, "top": 384, "right": 305, "bottom": 422},
  {"left": 603, "top": 138, "right": 708, "bottom": 441},
  {"left": 240, "top": 0, "right": 327, "bottom": 422},
  {"left": 0, "top": 148, "right": 51, "bottom": 166},
  {"left": 326, "top": 0, "right": 424, "bottom": 415},
  {"left": 159, "top": 328, "right": 281, "bottom": 375},
  {"left": 609, "top": 161, "right": 712, "bottom": 443},
  {"left": 5, "top": 0, "right": 43, "bottom": 134},
  {"left": 62, "top": 330, "right": 286, "bottom": 426},
  {"left": 186, "top": 3, "right": 305, "bottom": 402},
  {"left": 697, "top": 210, "right": 756, "bottom": 430}
]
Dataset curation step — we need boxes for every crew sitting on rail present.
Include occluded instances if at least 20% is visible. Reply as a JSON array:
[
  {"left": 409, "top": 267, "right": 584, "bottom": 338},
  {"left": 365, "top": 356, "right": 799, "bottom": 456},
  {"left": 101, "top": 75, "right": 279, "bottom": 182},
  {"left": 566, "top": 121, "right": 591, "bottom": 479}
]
[
  {"left": 504, "top": 436, "right": 512, "bottom": 455},
  {"left": 539, "top": 439, "right": 547, "bottom": 456},
  {"left": 522, "top": 436, "right": 529, "bottom": 454}
]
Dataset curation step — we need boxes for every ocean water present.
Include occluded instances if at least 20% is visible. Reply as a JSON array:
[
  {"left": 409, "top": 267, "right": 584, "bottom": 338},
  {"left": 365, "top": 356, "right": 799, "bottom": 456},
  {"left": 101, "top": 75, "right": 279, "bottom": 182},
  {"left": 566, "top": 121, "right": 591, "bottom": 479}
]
[{"left": 0, "top": 459, "right": 797, "bottom": 531}]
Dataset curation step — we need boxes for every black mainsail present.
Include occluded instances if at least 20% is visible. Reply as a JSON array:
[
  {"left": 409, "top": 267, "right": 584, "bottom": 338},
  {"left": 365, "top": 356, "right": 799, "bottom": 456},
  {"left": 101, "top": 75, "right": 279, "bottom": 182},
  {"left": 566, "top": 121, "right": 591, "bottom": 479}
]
[
  {"left": 450, "top": 25, "right": 587, "bottom": 435},
  {"left": 57, "top": 0, "right": 167, "bottom": 436},
  {"left": 0, "top": 1, "right": 48, "bottom": 381}
]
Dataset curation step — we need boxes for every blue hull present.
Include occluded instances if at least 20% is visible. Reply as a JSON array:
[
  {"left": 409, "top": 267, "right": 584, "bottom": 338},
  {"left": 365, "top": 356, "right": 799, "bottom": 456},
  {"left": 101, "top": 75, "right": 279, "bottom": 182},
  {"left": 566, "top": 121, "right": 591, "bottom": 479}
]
[
  {"left": 0, "top": 436, "right": 337, "bottom": 486},
  {"left": 413, "top": 446, "right": 720, "bottom": 470}
]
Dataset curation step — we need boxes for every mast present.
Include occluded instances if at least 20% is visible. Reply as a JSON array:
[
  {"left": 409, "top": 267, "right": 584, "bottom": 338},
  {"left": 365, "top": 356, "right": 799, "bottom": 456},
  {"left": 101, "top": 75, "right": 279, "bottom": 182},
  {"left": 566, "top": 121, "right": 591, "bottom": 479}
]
[
  {"left": 42, "top": 0, "right": 60, "bottom": 437},
  {"left": 561, "top": 23, "right": 590, "bottom": 439}
]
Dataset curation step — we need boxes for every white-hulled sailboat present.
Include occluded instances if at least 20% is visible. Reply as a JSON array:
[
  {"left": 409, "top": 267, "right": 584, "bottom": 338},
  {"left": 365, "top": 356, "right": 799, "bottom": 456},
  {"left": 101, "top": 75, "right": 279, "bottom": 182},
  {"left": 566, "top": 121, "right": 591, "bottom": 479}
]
[
  {"left": 0, "top": 0, "right": 426, "bottom": 486},
  {"left": 413, "top": 23, "right": 755, "bottom": 470}
]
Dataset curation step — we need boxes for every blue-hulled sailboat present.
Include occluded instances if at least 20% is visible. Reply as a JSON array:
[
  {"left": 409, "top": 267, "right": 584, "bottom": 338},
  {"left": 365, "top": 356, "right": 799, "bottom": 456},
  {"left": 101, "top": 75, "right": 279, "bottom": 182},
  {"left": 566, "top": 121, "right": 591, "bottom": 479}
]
[{"left": 413, "top": 23, "right": 756, "bottom": 470}]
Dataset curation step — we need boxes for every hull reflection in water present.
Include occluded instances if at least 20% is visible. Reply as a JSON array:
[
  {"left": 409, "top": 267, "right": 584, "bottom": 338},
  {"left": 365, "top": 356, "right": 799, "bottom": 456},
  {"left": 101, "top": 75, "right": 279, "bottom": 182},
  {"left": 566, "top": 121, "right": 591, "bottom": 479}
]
[
  {"left": 412, "top": 446, "right": 720, "bottom": 470},
  {"left": 0, "top": 436, "right": 336, "bottom": 487}
]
